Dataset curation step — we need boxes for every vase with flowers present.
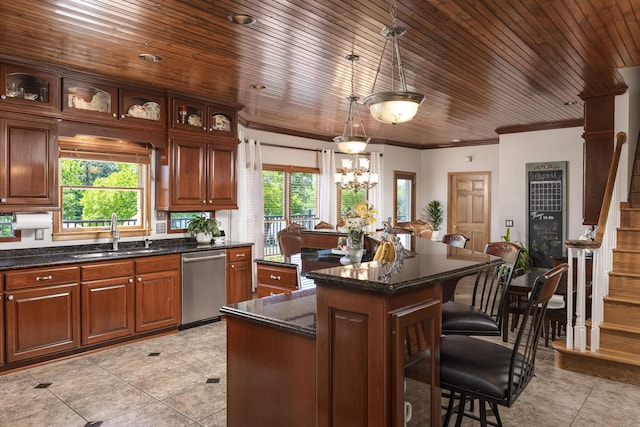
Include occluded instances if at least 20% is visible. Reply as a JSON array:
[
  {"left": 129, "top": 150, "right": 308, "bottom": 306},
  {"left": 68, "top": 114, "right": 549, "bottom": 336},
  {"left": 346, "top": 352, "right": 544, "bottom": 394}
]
[{"left": 342, "top": 200, "right": 377, "bottom": 265}]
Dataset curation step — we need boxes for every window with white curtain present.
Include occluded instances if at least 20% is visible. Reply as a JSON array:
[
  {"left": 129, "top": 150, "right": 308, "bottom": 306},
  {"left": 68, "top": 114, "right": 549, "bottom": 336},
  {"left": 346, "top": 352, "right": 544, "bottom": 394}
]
[{"left": 262, "top": 164, "right": 319, "bottom": 255}]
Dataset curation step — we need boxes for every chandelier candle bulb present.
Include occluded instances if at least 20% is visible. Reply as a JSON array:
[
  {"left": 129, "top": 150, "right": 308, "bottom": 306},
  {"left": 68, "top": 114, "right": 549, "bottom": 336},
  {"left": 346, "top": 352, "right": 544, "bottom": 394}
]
[{"left": 359, "top": 158, "right": 370, "bottom": 169}]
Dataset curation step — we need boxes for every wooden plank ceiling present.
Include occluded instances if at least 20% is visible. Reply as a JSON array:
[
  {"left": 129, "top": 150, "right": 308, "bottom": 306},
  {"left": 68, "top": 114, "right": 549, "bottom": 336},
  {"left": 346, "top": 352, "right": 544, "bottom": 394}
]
[{"left": 0, "top": 0, "right": 637, "bottom": 148}]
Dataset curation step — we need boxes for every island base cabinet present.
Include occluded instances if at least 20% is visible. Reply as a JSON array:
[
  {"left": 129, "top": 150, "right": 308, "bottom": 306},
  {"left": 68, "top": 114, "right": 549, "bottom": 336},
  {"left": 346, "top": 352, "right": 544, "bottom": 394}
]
[
  {"left": 226, "top": 316, "right": 315, "bottom": 427},
  {"left": 315, "top": 282, "right": 441, "bottom": 427},
  {"left": 5, "top": 283, "right": 80, "bottom": 363}
]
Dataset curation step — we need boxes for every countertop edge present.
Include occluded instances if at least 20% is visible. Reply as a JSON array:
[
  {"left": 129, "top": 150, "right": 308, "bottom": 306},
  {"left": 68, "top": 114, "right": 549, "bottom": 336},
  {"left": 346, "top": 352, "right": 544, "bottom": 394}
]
[{"left": 0, "top": 241, "right": 254, "bottom": 271}]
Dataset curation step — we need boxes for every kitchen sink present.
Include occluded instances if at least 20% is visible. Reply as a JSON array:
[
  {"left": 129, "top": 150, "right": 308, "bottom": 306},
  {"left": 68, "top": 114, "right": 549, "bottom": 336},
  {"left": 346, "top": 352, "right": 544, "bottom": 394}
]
[
  {"left": 71, "top": 252, "right": 121, "bottom": 259},
  {"left": 71, "top": 248, "right": 164, "bottom": 259}
]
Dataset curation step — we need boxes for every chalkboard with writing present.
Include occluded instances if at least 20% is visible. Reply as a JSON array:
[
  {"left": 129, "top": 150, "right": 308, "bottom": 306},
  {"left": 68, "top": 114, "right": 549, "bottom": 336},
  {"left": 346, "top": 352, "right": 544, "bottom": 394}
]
[{"left": 526, "top": 162, "right": 567, "bottom": 268}]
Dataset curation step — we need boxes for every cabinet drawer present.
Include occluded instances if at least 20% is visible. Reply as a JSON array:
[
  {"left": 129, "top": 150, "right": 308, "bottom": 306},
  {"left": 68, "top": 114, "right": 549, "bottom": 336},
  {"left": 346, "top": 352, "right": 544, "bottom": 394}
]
[
  {"left": 135, "top": 254, "right": 181, "bottom": 274},
  {"left": 257, "top": 265, "right": 298, "bottom": 288},
  {"left": 227, "top": 246, "right": 252, "bottom": 262},
  {"left": 81, "top": 260, "right": 135, "bottom": 282},
  {"left": 5, "top": 266, "right": 80, "bottom": 290},
  {"left": 256, "top": 283, "right": 294, "bottom": 298}
]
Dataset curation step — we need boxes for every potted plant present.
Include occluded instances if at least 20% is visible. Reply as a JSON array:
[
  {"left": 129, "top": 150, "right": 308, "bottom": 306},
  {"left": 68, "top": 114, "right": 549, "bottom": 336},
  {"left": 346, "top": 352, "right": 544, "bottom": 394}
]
[
  {"left": 424, "top": 200, "right": 444, "bottom": 240},
  {"left": 187, "top": 214, "right": 220, "bottom": 244},
  {"left": 501, "top": 227, "right": 533, "bottom": 273}
]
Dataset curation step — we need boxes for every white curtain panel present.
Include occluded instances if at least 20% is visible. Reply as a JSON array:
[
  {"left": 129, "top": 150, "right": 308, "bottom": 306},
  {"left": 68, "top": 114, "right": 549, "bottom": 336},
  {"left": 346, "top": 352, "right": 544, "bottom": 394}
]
[
  {"left": 369, "top": 152, "right": 383, "bottom": 230},
  {"left": 233, "top": 133, "right": 265, "bottom": 267},
  {"left": 319, "top": 149, "right": 338, "bottom": 226}
]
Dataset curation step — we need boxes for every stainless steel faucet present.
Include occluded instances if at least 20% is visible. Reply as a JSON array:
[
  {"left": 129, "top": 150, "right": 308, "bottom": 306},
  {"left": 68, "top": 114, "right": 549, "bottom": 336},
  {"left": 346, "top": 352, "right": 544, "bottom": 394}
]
[{"left": 110, "top": 212, "right": 119, "bottom": 251}]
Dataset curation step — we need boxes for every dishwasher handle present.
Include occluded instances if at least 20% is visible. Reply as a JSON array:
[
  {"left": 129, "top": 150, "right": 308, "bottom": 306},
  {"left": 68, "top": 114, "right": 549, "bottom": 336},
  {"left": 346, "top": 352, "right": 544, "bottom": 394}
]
[{"left": 183, "top": 254, "right": 227, "bottom": 263}]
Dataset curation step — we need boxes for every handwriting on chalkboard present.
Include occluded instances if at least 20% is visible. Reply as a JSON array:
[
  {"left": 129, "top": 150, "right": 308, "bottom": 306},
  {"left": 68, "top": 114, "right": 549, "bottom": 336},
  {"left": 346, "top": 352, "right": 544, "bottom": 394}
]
[{"left": 526, "top": 162, "right": 566, "bottom": 268}]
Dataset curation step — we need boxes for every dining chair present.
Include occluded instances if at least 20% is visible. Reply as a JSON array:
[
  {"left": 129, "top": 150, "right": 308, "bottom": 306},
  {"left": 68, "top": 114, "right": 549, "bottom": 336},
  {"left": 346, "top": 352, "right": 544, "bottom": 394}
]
[
  {"left": 435, "top": 263, "right": 569, "bottom": 427},
  {"left": 441, "top": 233, "right": 470, "bottom": 248},
  {"left": 314, "top": 221, "right": 334, "bottom": 230},
  {"left": 277, "top": 229, "right": 302, "bottom": 255},
  {"left": 441, "top": 242, "right": 522, "bottom": 336}
]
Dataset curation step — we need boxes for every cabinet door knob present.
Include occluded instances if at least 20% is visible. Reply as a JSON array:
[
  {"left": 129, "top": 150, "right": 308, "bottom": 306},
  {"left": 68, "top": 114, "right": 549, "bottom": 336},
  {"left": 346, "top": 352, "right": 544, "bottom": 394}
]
[
  {"left": 120, "top": 114, "right": 126, "bottom": 119},
  {"left": 0, "top": 198, "right": 6, "bottom": 203},
  {"left": 0, "top": 95, "right": 6, "bottom": 100},
  {"left": 129, "top": 278, "right": 134, "bottom": 283},
  {"left": 231, "top": 264, "right": 235, "bottom": 269},
  {"left": 112, "top": 113, "right": 117, "bottom": 118},
  {"left": 137, "top": 277, "right": 142, "bottom": 282},
  {"left": 7, "top": 295, "right": 14, "bottom": 301}
]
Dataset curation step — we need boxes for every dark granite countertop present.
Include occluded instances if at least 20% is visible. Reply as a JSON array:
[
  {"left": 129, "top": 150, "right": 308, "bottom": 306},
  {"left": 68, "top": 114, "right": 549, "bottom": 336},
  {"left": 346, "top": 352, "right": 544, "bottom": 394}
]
[
  {"left": 221, "top": 287, "right": 317, "bottom": 337},
  {"left": 226, "top": 239, "right": 502, "bottom": 336},
  {"left": 0, "top": 238, "right": 253, "bottom": 271},
  {"left": 307, "top": 237, "right": 501, "bottom": 294}
]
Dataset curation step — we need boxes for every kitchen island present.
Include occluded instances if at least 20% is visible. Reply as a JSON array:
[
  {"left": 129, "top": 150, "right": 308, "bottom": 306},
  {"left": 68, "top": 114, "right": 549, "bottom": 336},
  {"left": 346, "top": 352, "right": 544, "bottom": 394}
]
[{"left": 222, "top": 238, "right": 501, "bottom": 427}]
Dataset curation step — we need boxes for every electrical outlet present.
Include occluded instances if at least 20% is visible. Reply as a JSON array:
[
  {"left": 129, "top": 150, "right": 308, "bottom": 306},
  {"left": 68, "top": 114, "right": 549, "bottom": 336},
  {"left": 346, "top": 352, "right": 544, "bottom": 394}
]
[
  {"left": 35, "top": 229, "right": 44, "bottom": 240},
  {"left": 156, "top": 223, "right": 167, "bottom": 234},
  {"left": 505, "top": 220, "right": 514, "bottom": 227},
  {"left": 156, "top": 210, "right": 167, "bottom": 220}
]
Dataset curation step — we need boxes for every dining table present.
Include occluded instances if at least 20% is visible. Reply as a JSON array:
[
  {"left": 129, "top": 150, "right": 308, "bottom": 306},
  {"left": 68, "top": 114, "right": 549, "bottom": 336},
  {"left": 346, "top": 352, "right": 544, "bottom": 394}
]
[{"left": 502, "top": 267, "right": 575, "bottom": 341}]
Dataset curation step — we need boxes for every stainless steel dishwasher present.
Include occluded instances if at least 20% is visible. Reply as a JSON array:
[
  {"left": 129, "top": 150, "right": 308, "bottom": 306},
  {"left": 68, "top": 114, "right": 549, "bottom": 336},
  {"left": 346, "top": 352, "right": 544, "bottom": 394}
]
[{"left": 181, "top": 250, "right": 227, "bottom": 329}]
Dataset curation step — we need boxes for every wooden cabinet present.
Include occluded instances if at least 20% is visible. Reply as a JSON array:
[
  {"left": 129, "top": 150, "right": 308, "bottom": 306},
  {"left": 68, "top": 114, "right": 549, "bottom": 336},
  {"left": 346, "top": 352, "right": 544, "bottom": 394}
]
[
  {"left": 134, "top": 254, "right": 181, "bottom": 333},
  {"left": 0, "top": 115, "right": 58, "bottom": 211},
  {"left": 227, "top": 246, "right": 253, "bottom": 304},
  {"left": 80, "top": 260, "right": 135, "bottom": 345},
  {"left": 62, "top": 78, "right": 166, "bottom": 128},
  {"left": 256, "top": 263, "right": 298, "bottom": 297},
  {"left": 4, "top": 266, "right": 80, "bottom": 363},
  {"left": 0, "top": 64, "right": 59, "bottom": 112},
  {"left": 0, "top": 279, "right": 3, "bottom": 368},
  {"left": 156, "top": 136, "right": 238, "bottom": 211},
  {"left": 171, "top": 97, "right": 237, "bottom": 137}
]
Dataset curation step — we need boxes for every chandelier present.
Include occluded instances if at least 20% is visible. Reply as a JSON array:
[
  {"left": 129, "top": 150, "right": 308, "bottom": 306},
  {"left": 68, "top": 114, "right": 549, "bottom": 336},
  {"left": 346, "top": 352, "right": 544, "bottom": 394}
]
[
  {"left": 334, "top": 53, "right": 370, "bottom": 155},
  {"left": 363, "top": 0, "right": 425, "bottom": 125},
  {"left": 335, "top": 155, "right": 379, "bottom": 192}
]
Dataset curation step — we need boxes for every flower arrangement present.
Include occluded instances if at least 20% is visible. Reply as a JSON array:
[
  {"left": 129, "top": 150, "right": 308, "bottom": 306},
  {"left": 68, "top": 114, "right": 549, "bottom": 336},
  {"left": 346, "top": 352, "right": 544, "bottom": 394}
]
[
  {"left": 342, "top": 200, "right": 377, "bottom": 226},
  {"left": 341, "top": 201, "right": 377, "bottom": 259},
  {"left": 344, "top": 217, "right": 367, "bottom": 242}
]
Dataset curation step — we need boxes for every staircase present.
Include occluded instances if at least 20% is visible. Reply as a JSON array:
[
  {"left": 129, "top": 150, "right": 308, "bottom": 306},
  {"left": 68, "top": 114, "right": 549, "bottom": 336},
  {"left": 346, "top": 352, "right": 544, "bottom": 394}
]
[{"left": 554, "top": 134, "right": 640, "bottom": 386}]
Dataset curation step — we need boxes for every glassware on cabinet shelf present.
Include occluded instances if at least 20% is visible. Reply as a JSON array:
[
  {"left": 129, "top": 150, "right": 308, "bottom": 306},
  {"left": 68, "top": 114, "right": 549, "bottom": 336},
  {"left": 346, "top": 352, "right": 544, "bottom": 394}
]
[{"left": 179, "top": 105, "right": 188, "bottom": 124}]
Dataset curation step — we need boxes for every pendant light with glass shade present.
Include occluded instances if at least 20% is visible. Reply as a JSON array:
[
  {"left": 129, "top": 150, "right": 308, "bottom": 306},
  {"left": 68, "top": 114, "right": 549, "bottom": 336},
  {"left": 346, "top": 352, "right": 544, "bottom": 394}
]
[
  {"left": 333, "top": 53, "right": 370, "bottom": 155},
  {"left": 364, "top": 0, "right": 425, "bottom": 125}
]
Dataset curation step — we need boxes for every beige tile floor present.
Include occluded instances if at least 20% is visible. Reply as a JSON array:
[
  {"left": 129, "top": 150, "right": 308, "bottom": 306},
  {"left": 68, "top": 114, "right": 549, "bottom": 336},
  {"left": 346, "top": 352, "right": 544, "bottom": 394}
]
[{"left": 1, "top": 277, "right": 640, "bottom": 426}]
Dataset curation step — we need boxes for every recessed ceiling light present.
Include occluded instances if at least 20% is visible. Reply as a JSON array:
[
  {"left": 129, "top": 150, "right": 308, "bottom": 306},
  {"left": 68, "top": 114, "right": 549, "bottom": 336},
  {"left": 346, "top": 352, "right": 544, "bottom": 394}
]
[
  {"left": 229, "top": 14, "right": 256, "bottom": 25},
  {"left": 452, "top": 139, "right": 461, "bottom": 142},
  {"left": 138, "top": 53, "right": 162, "bottom": 62},
  {"left": 250, "top": 84, "right": 266, "bottom": 89}
]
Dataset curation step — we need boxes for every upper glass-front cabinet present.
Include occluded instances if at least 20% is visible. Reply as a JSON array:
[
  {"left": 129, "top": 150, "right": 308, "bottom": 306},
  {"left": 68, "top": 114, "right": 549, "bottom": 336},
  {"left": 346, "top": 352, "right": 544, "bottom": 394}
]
[
  {"left": 171, "top": 97, "right": 236, "bottom": 137},
  {"left": 62, "top": 79, "right": 166, "bottom": 127},
  {"left": 62, "top": 78, "right": 118, "bottom": 120},
  {"left": 119, "top": 89, "right": 166, "bottom": 128},
  {"left": 0, "top": 64, "right": 59, "bottom": 111}
]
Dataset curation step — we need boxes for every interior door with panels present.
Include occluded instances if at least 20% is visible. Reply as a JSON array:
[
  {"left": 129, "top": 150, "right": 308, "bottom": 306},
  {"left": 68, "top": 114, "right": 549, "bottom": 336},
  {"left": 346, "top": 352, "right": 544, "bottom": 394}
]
[{"left": 448, "top": 172, "right": 490, "bottom": 253}]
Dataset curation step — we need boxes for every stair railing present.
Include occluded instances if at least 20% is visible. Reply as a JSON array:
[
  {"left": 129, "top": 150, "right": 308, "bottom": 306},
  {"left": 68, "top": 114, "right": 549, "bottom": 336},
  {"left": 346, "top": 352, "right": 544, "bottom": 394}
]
[{"left": 565, "top": 132, "right": 627, "bottom": 352}]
